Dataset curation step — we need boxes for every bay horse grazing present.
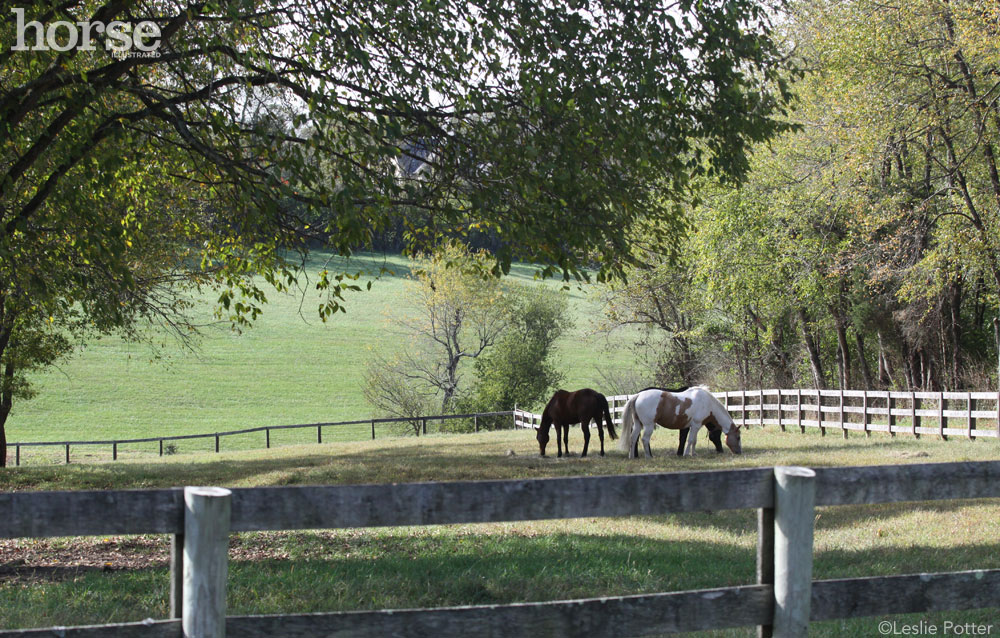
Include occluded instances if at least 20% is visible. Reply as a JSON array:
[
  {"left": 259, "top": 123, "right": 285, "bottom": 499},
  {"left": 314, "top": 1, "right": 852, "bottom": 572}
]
[
  {"left": 537, "top": 389, "right": 618, "bottom": 457},
  {"left": 637, "top": 386, "right": 724, "bottom": 456},
  {"left": 618, "top": 386, "right": 741, "bottom": 458}
]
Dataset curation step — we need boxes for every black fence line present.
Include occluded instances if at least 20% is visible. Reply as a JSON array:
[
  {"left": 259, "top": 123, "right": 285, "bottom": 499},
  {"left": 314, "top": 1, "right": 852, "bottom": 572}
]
[{"left": 8, "top": 410, "right": 514, "bottom": 466}]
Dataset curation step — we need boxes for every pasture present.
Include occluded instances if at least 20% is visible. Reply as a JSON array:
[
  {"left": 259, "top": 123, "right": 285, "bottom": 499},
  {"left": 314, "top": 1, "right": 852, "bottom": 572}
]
[
  {"left": 6, "top": 252, "right": 638, "bottom": 451},
  {"left": 2, "top": 427, "right": 998, "bottom": 635}
]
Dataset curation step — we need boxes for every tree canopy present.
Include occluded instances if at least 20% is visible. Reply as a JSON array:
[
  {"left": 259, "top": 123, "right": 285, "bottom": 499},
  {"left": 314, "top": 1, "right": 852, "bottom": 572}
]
[
  {"left": 603, "top": 0, "right": 1000, "bottom": 393},
  {"left": 0, "top": 0, "right": 794, "bottom": 464}
]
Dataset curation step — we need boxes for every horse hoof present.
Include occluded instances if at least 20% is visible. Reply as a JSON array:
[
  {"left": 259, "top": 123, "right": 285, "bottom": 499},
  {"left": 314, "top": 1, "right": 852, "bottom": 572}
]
[{"left": 599, "top": 451, "right": 605, "bottom": 457}]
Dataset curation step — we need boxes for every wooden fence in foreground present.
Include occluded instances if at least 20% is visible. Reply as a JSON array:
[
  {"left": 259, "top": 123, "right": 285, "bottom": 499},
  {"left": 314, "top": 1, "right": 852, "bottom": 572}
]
[
  {"left": 516, "top": 389, "right": 1000, "bottom": 440},
  {"left": 1, "top": 461, "right": 998, "bottom": 637}
]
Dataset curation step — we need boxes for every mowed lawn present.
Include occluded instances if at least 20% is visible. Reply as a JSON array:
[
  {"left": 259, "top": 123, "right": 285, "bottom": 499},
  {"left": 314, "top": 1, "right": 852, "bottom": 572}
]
[
  {"left": 1, "top": 427, "right": 998, "bottom": 636},
  {"left": 7, "top": 252, "right": 638, "bottom": 453}
]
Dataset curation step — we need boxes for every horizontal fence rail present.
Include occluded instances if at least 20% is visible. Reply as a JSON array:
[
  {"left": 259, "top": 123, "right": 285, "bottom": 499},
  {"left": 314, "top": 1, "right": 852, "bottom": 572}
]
[
  {"left": 517, "top": 389, "right": 1000, "bottom": 441},
  {"left": 7, "top": 410, "right": 514, "bottom": 466},
  {"left": 1, "top": 461, "right": 999, "bottom": 637}
]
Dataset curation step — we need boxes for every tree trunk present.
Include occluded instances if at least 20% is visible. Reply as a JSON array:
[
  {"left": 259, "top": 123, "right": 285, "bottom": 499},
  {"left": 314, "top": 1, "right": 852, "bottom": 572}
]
[
  {"left": 877, "top": 332, "right": 895, "bottom": 388},
  {"left": 830, "top": 306, "right": 851, "bottom": 390},
  {"left": 949, "top": 278, "right": 963, "bottom": 389},
  {"left": 0, "top": 363, "right": 11, "bottom": 468},
  {"left": 0, "top": 312, "right": 11, "bottom": 468},
  {"left": 797, "top": 308, "right": 826, "bottom": 390},
  {"left": 856, "top": 332, "right": 873, "bottom": 390},
  {"left": 919, "top": 350, "right": 933, "bottom": 391}
]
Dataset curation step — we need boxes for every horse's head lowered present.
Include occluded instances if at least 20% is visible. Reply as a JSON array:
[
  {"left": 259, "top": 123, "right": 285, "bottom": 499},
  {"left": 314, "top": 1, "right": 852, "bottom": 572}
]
[{"left": 725, "top": 424, "right": 742, "bottom": 455}]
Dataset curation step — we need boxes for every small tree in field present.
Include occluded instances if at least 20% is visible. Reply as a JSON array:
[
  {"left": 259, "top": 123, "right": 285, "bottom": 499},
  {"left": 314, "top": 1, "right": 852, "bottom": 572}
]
[
  {"left": 460, "top": 289, "right": 571, "bottom": 429},
  {"left": 364, "top": 243, "right": 511, "bottom": 425}
]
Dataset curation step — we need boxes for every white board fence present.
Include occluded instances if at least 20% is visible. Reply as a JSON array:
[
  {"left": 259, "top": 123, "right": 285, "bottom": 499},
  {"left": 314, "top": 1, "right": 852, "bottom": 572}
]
[{"left": 516, "top": 389, "right": 1000, "bottom": 440}]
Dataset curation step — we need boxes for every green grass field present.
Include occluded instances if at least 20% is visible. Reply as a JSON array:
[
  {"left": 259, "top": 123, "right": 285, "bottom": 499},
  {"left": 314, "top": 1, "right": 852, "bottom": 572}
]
[
  {"left": 7, "top": 251, "right": 639, "bottom": 450},
  {"left": 1, "top": 428, "right": 998, "bottom": 635}
]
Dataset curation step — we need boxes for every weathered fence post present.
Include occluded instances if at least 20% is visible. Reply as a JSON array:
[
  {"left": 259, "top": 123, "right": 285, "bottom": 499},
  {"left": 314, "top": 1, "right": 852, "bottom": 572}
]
[
  {"left": 759, "top": 387, "right": 765, "bottom": 428},
  {"left": 170, "top": 533, "right": 184, "bottom": 619},
  {"left": 183, "top": 486, "right": 231, "bottom": 638},
  {"left": 772, "top": 466, "right": 816, "bottom": 638},
  {"left": 862, "top": 391, "right": 870, "bottom": 437},
  {"left": 741, "top": 390, "right": 746, "bottom": 427},
  {"left": 317, "top": 425, "right": 322, "bottom": 444},
  {"left": 967, "top": 393, "right": 975, "bottom": 440},
  {"left": 371, "top": 419, "right": 376, "bottom": 440},
  {"left": 757, "top": 506, "right": 775, "bottom": 638},
  {"left": 266, "top": 428, "right": 270, "bottom": 449},
  {"left": 888, "top": 394, "right": 896, "bottom": 437},
  {"left": 113, "top": 442, "right": 118, "bottom": 461},
  {"left": 474, "top": 414, "right": 479, "bottom": 432},
  {"left": 65, "top": 444, "right": 70, "bottom": 464},
  {"left": 215, "top": 434, "right": 220, "bottom": 453},
  {"left": 796, "top": 389, "right": 803, "bottom": 433},
  {"left": 819, "top": 393, "right": 826, "bottom": 437},
  {"left": 938, "top": 394, "right": 947, "bottom": 440},
  {"left": 911, "top": 392, "right": 920, "bottom": 439},
  {"left": 839, "top": 388, "right": 847, "bottom": 439}
]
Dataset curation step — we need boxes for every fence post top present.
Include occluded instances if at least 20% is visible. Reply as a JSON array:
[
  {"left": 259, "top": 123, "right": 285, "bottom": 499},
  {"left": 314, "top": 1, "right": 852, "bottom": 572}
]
[
  {"left": 184, "top": 486, "right": 232, "bottom": 499},
  {"left": 774, "top": 466, "right": 816, "bottom": 480}
]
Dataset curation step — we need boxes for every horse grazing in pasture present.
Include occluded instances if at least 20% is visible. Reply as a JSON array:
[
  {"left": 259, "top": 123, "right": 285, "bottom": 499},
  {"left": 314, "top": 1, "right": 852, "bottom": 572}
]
[
  {"left": 537, "top": 389, "right": 618, "bottom": 458},
  {"left": 618, "top": 386, "right": 741, "bottom": 458},
  {"left": 636, "top": 386, "right": 723, "bottom": 456}
]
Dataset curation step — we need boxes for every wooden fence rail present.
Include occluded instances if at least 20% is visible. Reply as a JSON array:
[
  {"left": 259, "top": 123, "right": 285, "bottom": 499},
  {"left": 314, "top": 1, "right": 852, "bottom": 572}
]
[
  {"left": 516, "top": 389, "right": 1000, "bottom": 441},
  {"left": 7, "top": 410, "right": 514, "bottom": 467},
  {"left": 2, "top": 461, "right": 998, "bottom": 637}
]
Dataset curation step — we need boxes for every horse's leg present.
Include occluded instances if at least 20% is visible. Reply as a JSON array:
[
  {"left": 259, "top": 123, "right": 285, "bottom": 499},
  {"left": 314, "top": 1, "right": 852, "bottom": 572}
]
[
  {"left": 629, "top": 419, "right": 642, "bottom": 459},
  {"left": 580, "top": 419, "right": 591, "bottom": 457},
  {"left": 677, "top": 427, "right": 689, "bottom": 457},
  {"left": 709, "top": 425, "right": 724, "bottom": 453},
  {"left": 596, "top": 413, "right": 606, "bottom": 456},
  {"left": 642, "top": 422, "right": 654, "bottom": 458},
  {"left": 562, "top": 423, "right": 570, "bottom": 456},
  {"left": 685, "top": 423, "right": 702, "bottom": 457}
]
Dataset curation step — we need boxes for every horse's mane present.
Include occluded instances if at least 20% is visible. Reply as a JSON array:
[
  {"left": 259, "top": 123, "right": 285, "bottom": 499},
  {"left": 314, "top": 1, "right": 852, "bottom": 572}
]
[{"left": 693, "top": 388, "right": 736, "bottom": 431}]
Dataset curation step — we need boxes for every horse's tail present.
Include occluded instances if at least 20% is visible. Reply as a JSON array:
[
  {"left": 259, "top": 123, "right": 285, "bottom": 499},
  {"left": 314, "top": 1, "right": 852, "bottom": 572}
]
[
  {"left": 617, "top": 394, "right": 638, "bottom": 451},
  {"left": 601, "top": 396, "right": 617, "bottom": 440}
]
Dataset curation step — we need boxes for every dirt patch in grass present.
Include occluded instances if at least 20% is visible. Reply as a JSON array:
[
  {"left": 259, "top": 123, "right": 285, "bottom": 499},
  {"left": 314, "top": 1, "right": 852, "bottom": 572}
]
[
  {"left": 0, "top": 537, "right": 169, "bottom": 584},
  {"left": 0, "top": 531, "right": 375, "bottom": 586}
]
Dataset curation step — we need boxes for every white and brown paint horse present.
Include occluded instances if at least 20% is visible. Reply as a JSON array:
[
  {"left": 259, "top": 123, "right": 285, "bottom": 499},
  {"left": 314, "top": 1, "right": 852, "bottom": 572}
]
[{"left": 618, "top": 386, "right": 742, "bottom": 458}]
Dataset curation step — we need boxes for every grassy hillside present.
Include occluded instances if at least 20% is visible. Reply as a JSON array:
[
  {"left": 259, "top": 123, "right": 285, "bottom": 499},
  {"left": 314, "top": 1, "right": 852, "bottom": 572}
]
[{"left": 7, "top": 252, "right": 640, "bottom": 449}]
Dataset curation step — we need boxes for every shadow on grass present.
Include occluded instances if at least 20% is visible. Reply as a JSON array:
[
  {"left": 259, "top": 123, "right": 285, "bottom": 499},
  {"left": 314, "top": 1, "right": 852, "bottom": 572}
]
[
  {"left": 4, "top": 526, "right": 998, "bottom": 632},
  {"left": 0, "top": 532, "right": 753, "bottom": 629},
  {"left": 633, "top": 497, "right": 1000, "bottom": 543},
  {"left": 226, "top": 532, "right": 755, "bottom": 614}
]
